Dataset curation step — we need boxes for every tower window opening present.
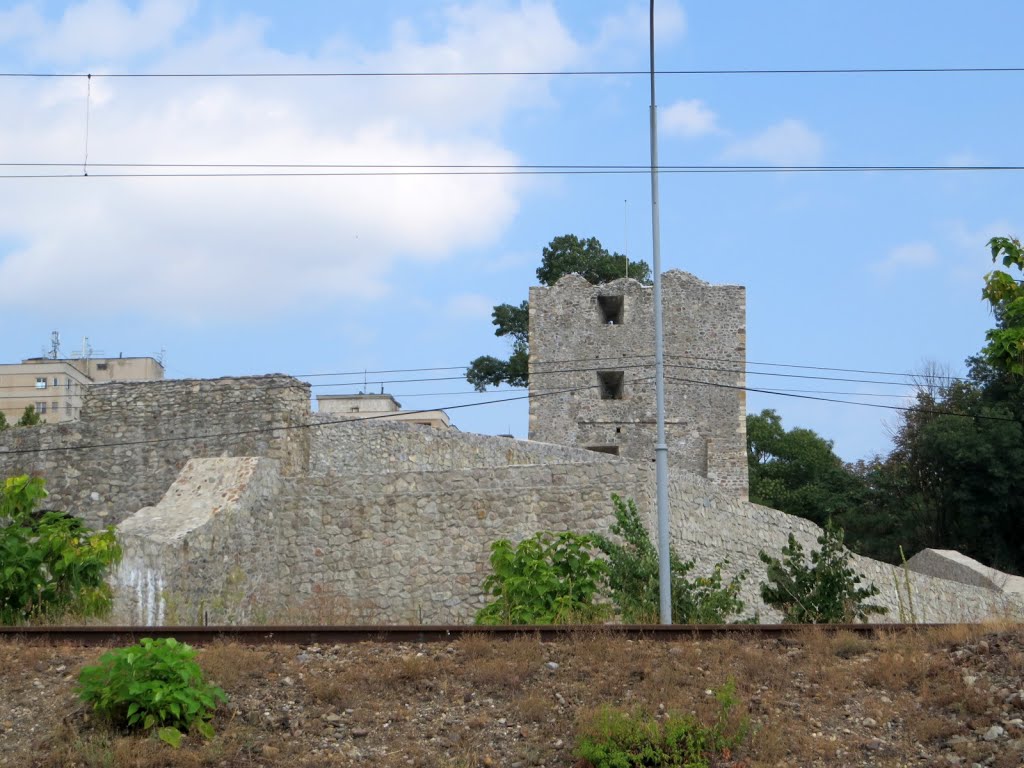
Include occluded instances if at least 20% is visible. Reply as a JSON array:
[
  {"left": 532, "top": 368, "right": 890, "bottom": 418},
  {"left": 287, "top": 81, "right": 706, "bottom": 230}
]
[
  {"left": 597, "top": 295, "right": 624, "bottom": 324},
  {"left": 598, "top": 370, "right": 624, "bottom": 400},
  {"left": 586, "top": 445, "right": 620, "bottom": 456}
]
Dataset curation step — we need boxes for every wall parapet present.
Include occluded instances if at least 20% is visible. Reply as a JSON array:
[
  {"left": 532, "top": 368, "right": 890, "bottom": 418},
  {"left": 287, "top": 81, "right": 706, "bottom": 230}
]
[{"left": 0, "top": 374, "right": 310, "bottom": 527}]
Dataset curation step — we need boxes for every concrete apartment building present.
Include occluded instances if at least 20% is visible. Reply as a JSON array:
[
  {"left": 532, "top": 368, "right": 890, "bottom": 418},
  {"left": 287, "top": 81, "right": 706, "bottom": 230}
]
[
  {"left": 0, "top": 356, "right": 164, "bottom": 424},
  {"left": 316, "top": 393, "right": 452, "bottom": 429}
]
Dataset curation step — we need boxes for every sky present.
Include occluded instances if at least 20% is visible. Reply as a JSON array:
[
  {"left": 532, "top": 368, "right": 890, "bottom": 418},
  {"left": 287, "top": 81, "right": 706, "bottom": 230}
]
[{"left": 0, "top": 0, "right": 1021, "bottom": 461}]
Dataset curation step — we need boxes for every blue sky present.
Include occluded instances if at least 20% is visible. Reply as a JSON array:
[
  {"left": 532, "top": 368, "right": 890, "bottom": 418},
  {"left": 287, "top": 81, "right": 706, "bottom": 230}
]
[{"left": 0, "top": 0, "right": 1020, "bottom": 461}]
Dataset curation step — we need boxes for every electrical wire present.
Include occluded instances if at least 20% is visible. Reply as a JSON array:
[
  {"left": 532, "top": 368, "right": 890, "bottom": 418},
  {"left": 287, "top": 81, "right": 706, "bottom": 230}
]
[
  {"left": 3, "top": 165, "right": 1024, "bottom": 179},
  {"left": 1, "top": 66, "right": 1023, "bottom": 78}
]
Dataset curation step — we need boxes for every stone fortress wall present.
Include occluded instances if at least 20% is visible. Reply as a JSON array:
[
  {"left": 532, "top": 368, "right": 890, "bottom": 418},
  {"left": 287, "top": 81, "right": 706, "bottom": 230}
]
[
  {"left": 0, "top": 375, "right": 309, "bottom": 529},
  {"left": 528, "top": 272, "right": 749, "bottom": 498},
  {"left": 3, "top": 374, "right": 1019, "bottom": 625}
]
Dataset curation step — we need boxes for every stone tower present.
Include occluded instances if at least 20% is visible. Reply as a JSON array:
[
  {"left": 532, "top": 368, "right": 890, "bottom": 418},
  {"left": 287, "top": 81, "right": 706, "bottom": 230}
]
[{"left": 528, "top": 270, "right": 748, "bottom": 498}]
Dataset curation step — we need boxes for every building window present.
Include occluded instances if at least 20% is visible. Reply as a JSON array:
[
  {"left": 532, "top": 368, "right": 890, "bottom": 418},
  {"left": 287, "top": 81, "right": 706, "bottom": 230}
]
[
  {"left": 36, "top": 402, "right": 47, "bottom": 414},
  {"left": 35, "top": 377, "right": 47, "bottom": 389},
  {"left": 65, "top": 402, "right": 72, "bottom": 415},
  {"left": 585, "top": 445, "right": 620, "bottom": 456},
  {"left": 52, "top": 400, "right": 58, "bottom": 413},
  {"left": 597, "top": 370, "right": 624, "bottom": 400},
  {"left": 52, "top": 377, "right": 59, "bottom": 386},
  {"left": 597, "top": 294, "right": 624, "bottom": 325},
  {"left": 96, "top": 363, "right": 108, "bottom": 371}
]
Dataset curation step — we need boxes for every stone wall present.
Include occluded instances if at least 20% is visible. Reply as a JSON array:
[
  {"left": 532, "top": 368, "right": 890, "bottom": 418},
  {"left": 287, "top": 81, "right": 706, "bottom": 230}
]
[
  {"left": 117, "top": 452, "right": 1023, "bottom": 626},
  {"left": 0, "top": 375, "right": 310, "bottom": 527},
  {"left": 310, "top": 416, "right": 622, "bottom": 474},
  {"left": 528, "top": 271, "right": 748, "bottom": 498}
]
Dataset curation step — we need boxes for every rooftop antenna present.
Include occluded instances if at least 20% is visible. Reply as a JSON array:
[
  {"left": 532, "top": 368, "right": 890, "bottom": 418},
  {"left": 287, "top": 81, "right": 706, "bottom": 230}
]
[
  {"left": 79, "top": 336, "right": 93, "bottom": 360},
  {"left": 48, "top": 331, "right": 61, "bottom": 360}
]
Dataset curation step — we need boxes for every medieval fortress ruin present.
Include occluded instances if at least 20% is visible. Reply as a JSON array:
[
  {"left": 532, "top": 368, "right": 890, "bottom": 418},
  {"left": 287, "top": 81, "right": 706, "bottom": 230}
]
[{"left": 1, "top": 271, "right": 1021, "bottom": 624}]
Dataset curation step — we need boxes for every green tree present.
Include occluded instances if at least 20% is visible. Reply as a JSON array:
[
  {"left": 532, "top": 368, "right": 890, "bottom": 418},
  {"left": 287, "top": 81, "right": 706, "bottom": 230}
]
[
  {"left": 981, "top": 236, "right": 1024, "bottom": 375},
  {"left": 0, "top": 475, "right": 122, "bottom": 624},
  {"left": 466, "top": 234, "right": 651, "bottom": 391},
  {"left": 884, "top": 359, "right": 1024, "bottom": 573},
  {"left": 759, "top": 523, "right": 886, "bottom": 623},
  {"left": 0, "top": 411, "right": 7, "bottom": 431},
  {"left": 746, "top": 409, "right": 867, "bottom": 529},
  {"left": 593, "top": 495, "right": 746, "bottom": 624},
  {"left": 16, "top": 405, "right": 41, "bottom": 427}
]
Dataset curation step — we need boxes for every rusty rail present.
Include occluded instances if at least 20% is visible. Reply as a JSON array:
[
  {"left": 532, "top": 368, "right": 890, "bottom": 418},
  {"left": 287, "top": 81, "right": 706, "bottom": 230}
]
[{"left": 0, "top": 623, "right": 948, "bottom": 646}]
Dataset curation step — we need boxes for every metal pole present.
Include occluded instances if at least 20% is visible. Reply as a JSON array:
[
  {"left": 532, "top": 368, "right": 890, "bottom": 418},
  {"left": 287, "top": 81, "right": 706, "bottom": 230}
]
[{"left": 649, "top": 0, "right": 672, "bottom": 624}]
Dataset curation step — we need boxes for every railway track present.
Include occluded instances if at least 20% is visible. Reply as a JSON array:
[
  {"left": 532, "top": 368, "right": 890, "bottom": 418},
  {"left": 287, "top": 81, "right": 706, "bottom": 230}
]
[{"left": 0, "top": 622, "right": 947, "bottom": 646}]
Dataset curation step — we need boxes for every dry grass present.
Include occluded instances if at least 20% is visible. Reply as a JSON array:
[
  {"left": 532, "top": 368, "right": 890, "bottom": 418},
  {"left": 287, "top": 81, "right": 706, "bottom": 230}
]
[{"left": 2, "top": 625, "right": 1022, "bottom": 768}]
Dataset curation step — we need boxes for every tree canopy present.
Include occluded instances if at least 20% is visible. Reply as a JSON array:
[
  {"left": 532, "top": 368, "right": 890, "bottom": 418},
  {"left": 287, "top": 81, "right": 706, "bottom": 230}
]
[
  {"left": 466, "top": 234, "right": 650, "bottom": 391},
  {"left": 981, "top": 236, "right": 1024, "bottom": 375},
  {"left": 746, "top": 236, "right": 1024, "bottom": 575}
]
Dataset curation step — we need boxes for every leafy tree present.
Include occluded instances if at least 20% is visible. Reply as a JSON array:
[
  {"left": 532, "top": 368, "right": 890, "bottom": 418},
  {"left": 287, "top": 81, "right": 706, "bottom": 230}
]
[
  {"left": 981, "top": 236, "right": 1024, "bottom": 375},
  {"left": 885, "top": 361, "right": 1024, "bottom": 573},
  {"left": 475, "top": 530, "right": 608, "bottom": 625},
  {"left": 16, "top": 405, "right": 41, "bottom": 427},
  {"left": 0, "top": 411, "right": 7, "bottom": 431},
  {"left": 746, "top": 409, "right": 867, "bottom": 528},
  {"left": 0, "top": 475, "right": 122, "bottom": 624},
  {"left": 759, "top": 523, "right": 886, "bottom": 623},
  {"left": 466, "top": 235, "right": 651, "bottom": 391},
  {"left": 593, "top": 495, "right": 746, "bottom": 624}
]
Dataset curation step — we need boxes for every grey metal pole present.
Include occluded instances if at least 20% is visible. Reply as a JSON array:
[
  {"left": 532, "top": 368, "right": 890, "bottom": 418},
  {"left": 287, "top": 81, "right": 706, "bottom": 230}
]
[{"left": 649, "top": 0, "right": 672, "bottom": 625}]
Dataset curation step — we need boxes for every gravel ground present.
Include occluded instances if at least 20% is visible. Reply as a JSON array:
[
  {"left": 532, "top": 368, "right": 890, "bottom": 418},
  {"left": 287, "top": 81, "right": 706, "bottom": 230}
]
[{"left": 1, "top": 625, "right": 1022, "bottom": 767}]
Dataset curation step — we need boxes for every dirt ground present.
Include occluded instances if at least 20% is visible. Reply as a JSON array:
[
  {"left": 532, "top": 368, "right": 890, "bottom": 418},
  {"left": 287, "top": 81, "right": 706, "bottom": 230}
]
[{"left": 1, "top": 624, "right": 1022, "bottom": 767}]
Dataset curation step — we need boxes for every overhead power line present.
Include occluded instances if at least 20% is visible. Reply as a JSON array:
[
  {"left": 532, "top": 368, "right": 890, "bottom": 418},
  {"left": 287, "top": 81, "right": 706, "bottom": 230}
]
[
  {"left": 1, "top": 66, "right": 1022, "bottom": 79},
  {"left": 4, "top": 164, "right": 1024, "bottom": 180}
]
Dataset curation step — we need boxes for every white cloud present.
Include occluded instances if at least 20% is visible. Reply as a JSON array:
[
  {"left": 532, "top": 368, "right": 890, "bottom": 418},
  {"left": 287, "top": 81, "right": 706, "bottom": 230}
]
[
  {"left": 871, "top": 242, "right": 938, "bottom": 276},
  {"left": 661, "top": 99, "right": 717, "bottom": 138},
  {"left": 3, "top": 0, "right": 196, "bottom": 62},
  {"left": 594, "top": 0, "right": 686, "bottom": 52},
  {"left": 446, "top": 293, "right": 495, "bottom": 319},
  {"left": 0, "top": 1, "right": 584, "bottom": 322},
  {"left": 722, "top": 119, "right": 825, "bottom": 165}
]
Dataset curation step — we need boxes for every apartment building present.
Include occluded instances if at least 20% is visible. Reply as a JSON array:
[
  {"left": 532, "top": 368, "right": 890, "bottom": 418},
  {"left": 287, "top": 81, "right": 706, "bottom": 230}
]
[{"left": 0, "top": 356, "right": 164, "bottom": 425}]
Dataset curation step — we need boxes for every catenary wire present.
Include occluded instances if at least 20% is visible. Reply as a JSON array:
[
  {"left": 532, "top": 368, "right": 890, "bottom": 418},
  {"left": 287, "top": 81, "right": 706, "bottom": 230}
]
[
  {"left": 3, "top": 165, "right": 1024, "bottom": 179},
  {"left": 1, "top": 66, "right": 1023, "bottom": 78}
]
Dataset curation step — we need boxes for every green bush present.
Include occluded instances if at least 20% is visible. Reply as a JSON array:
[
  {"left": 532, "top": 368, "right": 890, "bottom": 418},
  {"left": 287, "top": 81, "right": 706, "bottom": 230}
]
[
  {"left": 0, "top": 475, "right": 122, "bottom": 624},
  {"left": 593, "top": 495, "right": 747, "bottom": 624},
  {"left": 16, "top": 404, "right": 41, "bottom": 427},
  {"left": 575, "top": 679, "right": 749, "bottom": 768},
  {"left": 758, "top": 523, "right": 887, "bottom": 623},
  {"left": 475, "top": 530, "right": 608, "bottom": 625},
  {"left": 77, "top": 637, "right": 228, "bottom": 747}
]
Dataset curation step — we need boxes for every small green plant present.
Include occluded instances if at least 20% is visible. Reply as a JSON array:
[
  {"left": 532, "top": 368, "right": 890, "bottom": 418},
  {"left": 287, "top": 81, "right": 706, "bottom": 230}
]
[
  {"left": 893, "top": 545, "right": 919, "bottom": 624},
  {"left": 759, "top": 523, "right": 887, "bottom": 623},
  {"left": 575, "top": 678, "right": 749, "bottom": 767},
  {"left": 77, "top": 637, "right": 228, "bottom": 747},
  {"left": 475, "top": 530, "right": 608, "bottom": 625},
  {"left": 16, "top": 404, "right": 41, "bottom": 427},
  {"left": 593, "top": 495, "right": 747, "bottom": 624},
  {"left": 0, "top": 475, "right": 122, "bottom": 624}
]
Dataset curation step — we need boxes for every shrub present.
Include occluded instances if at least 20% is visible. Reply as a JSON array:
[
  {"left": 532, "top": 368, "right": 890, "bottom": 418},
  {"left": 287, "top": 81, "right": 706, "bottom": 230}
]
[
  {"left": 575, "top": 678, "right": 749, "bottom": 767},
  {"left": 593, "top": 495, "right": 747, "bottom": 624},
  {"left": 759, "top": 523, "right": 887, "bottom": 623},
  {"left": 475, "top": 530, "right": 608, "bottom": 625},
  {"left": 0, "top": 475, "right": 122, "bottom": 624},
  {"left": 16, "top": 405, "right": 41, "bottom": 427},
  {"left": 77, "top": 637, "right": 228, "bottom": 747}
]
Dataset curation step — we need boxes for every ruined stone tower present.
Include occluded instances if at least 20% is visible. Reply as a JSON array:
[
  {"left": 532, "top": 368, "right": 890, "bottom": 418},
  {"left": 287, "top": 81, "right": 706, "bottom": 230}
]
[{"left": 528, "top": 270, "right": 748, "bottom": 498}]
